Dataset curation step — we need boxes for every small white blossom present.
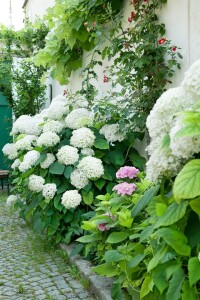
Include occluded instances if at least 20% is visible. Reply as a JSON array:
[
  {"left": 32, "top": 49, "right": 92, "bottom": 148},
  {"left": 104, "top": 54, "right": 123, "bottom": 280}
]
[
  {"left": 11, "top": 158, "right": 21, "bottom": 169},
  {"left": 70, "top": 128, "right": 95, "bottom": 148},
  {"left": 100, "top": 124, "right": 125, "bottom": 143},
  {"left": 40, "top": 153, "right": 55, "bottom": 169},
  {"left": 51, "top": 95, "right": 68, "bottom": 103},
  {"left": 56, "top": 145, "right": 79, "bottom": 165},
  {"left": 65, "top": 108, "right": 93, "bottom": 129},
  {"left": 28, "top": 175, "right": 45, "bottom": 192},
  {"left": 14, "top": 135, "right": 36, "bottom": 151},
  {"left": 37, "top": 132, "right": 60, "bottom": 148},
  {"left": 81, "top": 148, "right": 94, "bottom": 156},
  {"left": 42, "top": 120, "right": 65, "bottom": 133},
  {"left": 61, "top": 190, "right": 82, "bottom": 209},
  {"left": 78, "top": 156, "right": 104, "bottom": 179},
  {"left": 11, "top": 114, "right": 43, "bottom": 136},
  {"left": 70, "top": 169, "right": 89, "bottom": 189},
  {"left": 47, "top": 101, "right": 69, "bottom": 120},
  {"left": 42, "top": 184, "right": 57, "bottom": 199},
  {"left": 6, "top": 195, "right": 18, "bottom": 206},
  {"left": 2, "top": 143, "right": 18, "bottom": 160},
  {"left": 19, "top": 150, "right": 40, "bottom": 172}
]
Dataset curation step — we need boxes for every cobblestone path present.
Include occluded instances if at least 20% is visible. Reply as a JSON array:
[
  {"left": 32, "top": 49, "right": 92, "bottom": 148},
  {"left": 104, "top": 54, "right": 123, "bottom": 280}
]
[{"left": 0, "top": 193, "right": 94, "bottom": 300}]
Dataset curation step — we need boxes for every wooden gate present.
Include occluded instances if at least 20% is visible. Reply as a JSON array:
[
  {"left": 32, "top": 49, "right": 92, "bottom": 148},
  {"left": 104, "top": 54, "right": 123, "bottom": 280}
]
[{"left": 0, "top": 92, "right": 12, "bottom": 170}]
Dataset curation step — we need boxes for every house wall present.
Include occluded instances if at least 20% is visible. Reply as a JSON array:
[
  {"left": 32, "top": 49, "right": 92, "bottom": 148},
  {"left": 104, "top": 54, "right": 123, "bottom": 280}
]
[{"left": 24, "top": 0, "right": 200, "bottom": 96}]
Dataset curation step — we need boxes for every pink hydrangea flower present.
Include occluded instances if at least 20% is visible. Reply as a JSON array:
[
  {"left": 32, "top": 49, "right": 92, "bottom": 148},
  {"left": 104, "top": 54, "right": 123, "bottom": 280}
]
[
  {"left": 112, "top": 182, "right": 137, "bottom": 196},
  {"left": 116, "top": 166, "right": 139, "bottom": 179},
  {"left": 97, "top": 213, "right": 116, "bottom": 232}
]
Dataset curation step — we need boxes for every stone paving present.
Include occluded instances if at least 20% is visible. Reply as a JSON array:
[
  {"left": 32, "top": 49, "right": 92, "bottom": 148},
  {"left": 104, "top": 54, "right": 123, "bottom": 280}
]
[{"left": 0, "top": 192, "right": 95, "bottom": 300}]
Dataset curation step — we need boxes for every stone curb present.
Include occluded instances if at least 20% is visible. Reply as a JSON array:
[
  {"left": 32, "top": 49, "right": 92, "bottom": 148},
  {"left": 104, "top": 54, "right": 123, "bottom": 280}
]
[{"left": 60, "top": 243, "right": 113, "bottom": 300}]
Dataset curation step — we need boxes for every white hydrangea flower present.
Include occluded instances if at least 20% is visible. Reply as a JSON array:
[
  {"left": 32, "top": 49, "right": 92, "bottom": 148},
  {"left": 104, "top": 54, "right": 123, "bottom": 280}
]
[
  {"left": 69, "top": 94, "right": 88, "bottom": 108},
  {"left": 2, "top": 143, "right": 18, "bottom": 160},
  {"left": 61, "top": 190, "right": 82, "bottom": 209},
  {"left": 28, "top": 175, "right": 45, "bottom": 192},
  {"left": 100, "top": 124, "right": 125, "bottom": 143},
  {"left": 19, "top": 150, "right": 40, "bottom": 172},
  {"left": 6, "top": 195, "right": 18, "bottom": 206},
  {"left": 11, "top": 158, "right": 21, "bottom": 169},
  {"left": 70, "top": 169, "right": 89, "bottom": 189},
  {"left": 65, "top": 108, "right": 94, "bottom": 129},
  {"left": 81, "top": 148, "right": 94, "bottom": 156},
  {"left": 42, "top": 183, "right": 57, "bottom": 199},
  {"left": 42, "top": 120, "right": 65, "bottom": 133},
  {"left": 70, "top": 128, "right": 95, "bottom": 148},
  {"left": 56, "top": 145, "right": 79, "bottom": 165},
  {"left": 14, "top": 135, "right": 37, "bottom": 151},
  {"left": 37, "top": 132, "right": 60, "bottom": 148},
  {"left": 78, "top": 156, "right": 104, "bottom": 179},
  {"left": 47, "top": 101, "right": 69, "bottom": 120},
  {"left": 40, "top": 153, "right": 55, "bottom": 169},
  {"left": 11, "top": 115, "right": 43, "bottom": 136},
  {"left": 51, "top": 95, "right": 68, "bottom": 103},
  {"left": 182, "top": 59, "right": 200, "bottom": 99}
]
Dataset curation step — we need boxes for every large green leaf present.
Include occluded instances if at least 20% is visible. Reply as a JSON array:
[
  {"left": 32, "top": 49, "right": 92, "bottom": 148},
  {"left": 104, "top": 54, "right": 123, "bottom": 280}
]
[
  {"left": 94, "top": 178, "right": 106, "bottom": 190},
  {"left": 63, "top": 166, "right": 73, "bottom": 179},
  {"left": 155, "top": 228, "right": 191, "bottom": 256},
  {"left": 111, "top": 282, "right": 123, "bottom": 300},
  {"left": 49, "top": 161, "right": 65, "bottom": 175},
  {"left": 127, "top": 254, "right": 146, "bottom": 269},
  {"left": 81, "top": 190, "right": 94, "bottom": 205},
  {"left": 188, "top": 257, "right": 200, "bottom": 286},
  {"left": 94, "top": 138, "right": 109, "bottom": 149},
  {"left": 131, "top": 185, "right": 159, "bottom": 217},
  {"left": 154, "top": 201, "right": 188, "bottom": 229},
  {"left": 166, "top": 268, "right": 184, "bottom": 300},
  {"left": 106, "top": 232, "right": 129, "bottom": 244},
  {"left": 173, "top": 159, "right": 200, "bottom": 201},
  {"left": 110, "top": 149, "right": 125, "bottom": 166},
  {"left": 185, "top": 211, "right": 200, "bottom": 248},
  {"left": 140, "top": 276, "right": 152, "bottom": 299},
  {"left": 104, "top": 250, "right": 124, "bottom": 263},
  {"left": 190, "top": 197, "right": 200, "bottom": 217},
  {"left": 92, "top": 263, "right": 119, "bottom": 277},
  {"left": 147, "top": 246, "right": 168, "bottom": 272},
  {"left": 76, "top": 234, "right": 98, "bottom": 243},
  {"left": 182, "top": 280, "right": 196, "bottom": 300}
]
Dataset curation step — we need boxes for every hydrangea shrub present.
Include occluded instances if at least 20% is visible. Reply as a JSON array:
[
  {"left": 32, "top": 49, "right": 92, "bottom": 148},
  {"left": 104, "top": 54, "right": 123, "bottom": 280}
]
[{"left": 4, "top": 94, "right": 145, "bottom": 243}]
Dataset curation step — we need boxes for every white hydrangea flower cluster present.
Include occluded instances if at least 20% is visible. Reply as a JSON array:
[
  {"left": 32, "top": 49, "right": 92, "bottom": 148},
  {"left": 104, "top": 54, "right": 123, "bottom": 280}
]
[
  {"left": 61, "top": 190, "right": 82, "bottom": 209},
  {"left": 42, "top": 183, "right": 57, "bottom": 199},
  {"left": 12, "top": 114, "right": 43, "bottom": 136},
  {"left": 6, "top": 195, "right": 18, "bottom": 206},
  {"left": 19, "top": 150, "right": 40, "bottom": 172},
  {"left": 2, "top": 143, "right": 18, "bottom": 160},
  {"left": 47, "top": 101, "right": 69, "bottom": 120},
  {"left": 11, "top": 158, "right": 21, "bottom": 169},
  {"left": 40, "top": 153, "right": 55, "bottom": 169},
  {"left": 15, "top": 135, "right": 36, "bottom": 151},
  {"left": 28, "top": 175, "right": 45, "bottom": 192},
  {"left": 65, "top": 108, "right": 94, "bottom": 129},
  {"left": 56, "top": 145, "right": 79, "bottom": 165},
  {"left": 100, "top": 124, "right": 125, "bottom": 143},
  {"left": 70, "top": 127, "right": 95, "bottom": 148},
  {"left": 78, "top": 156, "right": 104, "bottom": 179},
  {"left": 37, "top": 132, "right": 60, "bottom": 148},
  {"left": 146, "top": 59, "right": 200, "bottom": 182},
  {"left": 42, "top": 120, "right": 65, "bottom": 133},
  {"left": 70, "top": 169, "right": 89, "bottom": 189},
  {"left": 81, "top": 148, "right": 94, "bottom": 156},
  {"left": 51, "top": 95, "right": 67, "bottom": 103}
]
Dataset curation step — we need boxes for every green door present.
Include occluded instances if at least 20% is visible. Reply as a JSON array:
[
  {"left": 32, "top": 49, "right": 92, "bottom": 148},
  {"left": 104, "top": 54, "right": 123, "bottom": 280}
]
[{"left": 0, "top": 92, "right": 12, "bottom": 170}]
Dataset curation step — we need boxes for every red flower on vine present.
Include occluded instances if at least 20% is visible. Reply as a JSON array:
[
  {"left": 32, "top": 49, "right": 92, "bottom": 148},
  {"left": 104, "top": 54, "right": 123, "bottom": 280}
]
[
  {"left": 172, "top": 46, "right": 177, "bottom": 52},
  {"left": 103, "top": 74, "right": 108, "bottom": 83},
  {"left": 128, "top": 11, "right": 136, "bottom": 23},
  {"left": 63, "top": 90, "right": 67, "bottom": 96},
  {"left": 158, "top": 38, "right": 166, "bottom": 45}
]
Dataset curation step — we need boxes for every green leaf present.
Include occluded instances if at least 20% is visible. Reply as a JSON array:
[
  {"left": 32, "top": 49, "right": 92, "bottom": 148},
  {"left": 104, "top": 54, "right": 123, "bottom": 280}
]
[
  {"left": 54, "top": 195, "right": 63, "bottom": 211},
  {"left": 111, "top": 282, "right": 123, "bottom": 300},
  {"left": 49, "top": 161, "right": 65, "bottom": 175},
  {"left": 190, "top": 197, "right": 200, "bottom": 217},
  {"left": 76, "top": 234, "right": 98, "bottom": 243},
  {"left": 57, "top": 182, "right": 70, "bottom": 194},
  {"left": 92, "top": 263, "right": 119, "bottom": 277},
  {"left": 64, "top": 166, "right": 73, "bottom": 179},
  {"left": 162, "top": 134, "right": 170, "bottom": 149},
  {"left": 182, "top": 280, "right": 196, "bottom": 300},
  {"left": 155, "top": 228, "right": 191, "bottom": 256},
  {"left": 188, "top": 257, "right": 200, "bottom": 286},
  {"left": 106, "top": 232, "right": 129, "bottom": 244},
  {"left": 94, "top": 178, "right": 106, "bottom": 190},
  {"left": 127, "top": 254, "right": 146, "bottom": 269},
  {"left": 81, "top": 190, "right": 94, "bottom": 205},
  {"left": 148, "top": 246, "right": 168, "bottom": 272},
  {"left": 174, "top": 159, "right": 200, "bottom": 201},
  {"left": 166, "top": 268, "right": 184, "bottom": 300},
  {"left": 94, "top": 138, "right": 109, "bottom": 149},
  {"left": 104, "top": 250, "right": 124, "bottom": 263},
  {"left": 154, "top": 201, "right": 188, "bottom": 228},
  {"left": 185, "top": 211, "right": 200, "bottom": 248},
  {"left": 175, "top": 124, "right": 200, "bottom": 138},
  {"left": 36, "top": 153, "right": 47, "bottom": 165},
  {"left": 156, "top": 203, "right": 167, "bottom": 217},
  {"left": 131, "top": 185, "right": 159, "bottom": 217},
  {"left": 110, "top": 149, "right": 125, "bottom": 166},
  {"left": 141, "top": 276, "right": 152, "bottom": 299}
]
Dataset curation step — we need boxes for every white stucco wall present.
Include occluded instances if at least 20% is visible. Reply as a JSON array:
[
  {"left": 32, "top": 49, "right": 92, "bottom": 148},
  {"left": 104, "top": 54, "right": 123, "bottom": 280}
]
[{"left": 24, "top": 0, "right": 55, "bottom": 21}]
